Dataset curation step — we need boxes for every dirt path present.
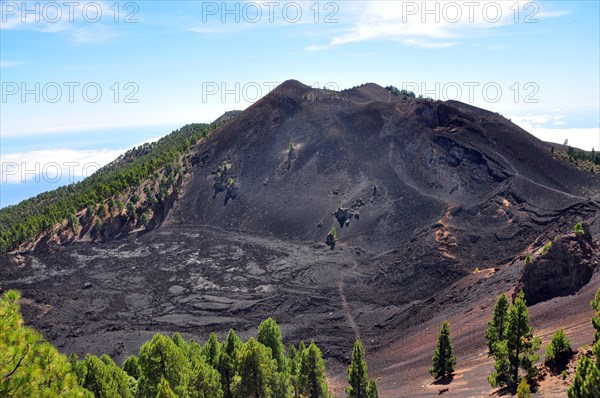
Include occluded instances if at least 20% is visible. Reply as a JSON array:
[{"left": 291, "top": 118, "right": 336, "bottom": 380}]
[{"left": 338, "top": 261, "right": 360, "bottom": 338}]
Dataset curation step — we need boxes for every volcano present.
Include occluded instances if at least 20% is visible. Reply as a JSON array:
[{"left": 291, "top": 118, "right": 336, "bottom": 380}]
[{"left": 2, "top": 80, "right": 599, "bottom": 397}]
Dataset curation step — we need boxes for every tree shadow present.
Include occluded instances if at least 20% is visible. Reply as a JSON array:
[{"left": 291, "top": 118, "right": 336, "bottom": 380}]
[
  {"left": 431, "top": 375, "right": 454, "bottom": 385},
  {"left": 547, "top": 354, "right": 573, "bottom": 376},
  {"left": 490, "top": 386, "right": 513, "bottom": 396}
]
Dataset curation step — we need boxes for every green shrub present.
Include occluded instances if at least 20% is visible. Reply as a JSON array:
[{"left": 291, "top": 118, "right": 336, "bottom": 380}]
[
  {"left": 96, "top": 204, "right": 106, "bottom": 218},
  {"left": 573, "top": 222, "right": 585, "bottom": 237},
  {"left": 545, "top": 330, "right": 572, "bottom": 372},
  {"left": 140, "top": 213, "right": 150, "bottom": 227},
  {"left": 86, "top": 204, "right": 95, "bottom": 218},
  {"left": 126, "top": 202, "right": 136, "bottom": 221},
  {"left": 525, "top": 253, "right": 531, "bottom": 264},
  {"left": 385, "top": 85, "right": 416, "bottom": 98},
  {"left": 541, "top": 241, "right": 553, "bottom": 255},
  {"left": 329, "top": 225, "right": 337, "bottom": 239}
]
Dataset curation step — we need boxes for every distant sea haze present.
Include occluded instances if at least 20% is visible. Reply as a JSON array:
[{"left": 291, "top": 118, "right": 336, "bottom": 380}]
[{"left": 0, "top": 124, "right": 178, "bottom": 208}]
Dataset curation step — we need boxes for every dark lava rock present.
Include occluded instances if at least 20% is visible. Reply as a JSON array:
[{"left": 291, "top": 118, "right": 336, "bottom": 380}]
[
  {"left": 333, "top": 198, "right": 365, "bottom": 228},
  {"left": 518, "top": 225, "right": 599, "bottom": 305}
]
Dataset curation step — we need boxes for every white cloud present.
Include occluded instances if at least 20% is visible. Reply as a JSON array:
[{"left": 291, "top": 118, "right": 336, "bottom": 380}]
[
  {"left": 526, "top": 127, "right": 600, "bottom": 151},
  {"left": 487, "top": 44, "right": 507, "bottom": 51},
  {"left": 0, "top": 131, "right": 163, "bottom": 186},
  {"left": 401, "top": 39, "right": 457, "bottom": 48},
  {"left": 305, "top": 44, "right": 328, "bottom": 52},
  {"left": 0, "top": 61, "right": 23, "bottom": 68},
  {"left": 512, "top": 114, "right": 554, "bottom": 125},
  {"left": 536, "top": 9, "right": 571, "bottom": 19},
  {"left": 0, "top": 17, "right": 21, "bottom": 30},
  {"left": 69, "top": 25, "right": 122, "bottom": 43},
  {"left": 509, "top": 113, "right": 599, "bottom": 150},
  {"left": 308, "top": 1, "right": 570, "bottom": 50},
  {"left": 1, "top": 148, "right": 126, "bottom": 184},
  {"left": 0, "top": 0, "right": 122, "bottom": 43}
]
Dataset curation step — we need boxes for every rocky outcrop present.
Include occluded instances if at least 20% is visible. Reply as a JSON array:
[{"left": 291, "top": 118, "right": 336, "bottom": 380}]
[
  {"left": 518, "top": 225, "right": 599, "bottom": 305},
  {"left": 212, "top": 160, "right": 240, "bottom": 204},
  {"left": 333, "top": 198, "right": 365, "bottom": 228}
]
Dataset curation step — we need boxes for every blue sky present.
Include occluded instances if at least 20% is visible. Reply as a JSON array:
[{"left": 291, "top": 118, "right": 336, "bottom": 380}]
[{"left": 1, "top": 1, "right": 599, "bottom": 207}]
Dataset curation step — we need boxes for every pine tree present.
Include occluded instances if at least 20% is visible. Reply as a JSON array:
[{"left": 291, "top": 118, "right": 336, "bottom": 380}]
[
  {"left": 298, "top": 342, "right": 329, "bottom": 398},
  {"left": 516, "top": 378, "right": 531, "bottom": 398},
  {"left": 429, "top": 320, "right": 456, "bottom": 380},
  {"left": 122, "top": 355, "right": 141, "bottom": 379},
  {"left": 172, "top": 332, "right": 189, "bottom": 355},
  {"left": 288, "top": 344, "right": 302, "bottom": 398},
  {"left": 568, "top": 353, "right": 600, "bottom": 398},
  {"left": 189, "top": 356, "right": 223, "bottom": 398},
  {"left": 0, "top": 290, "right": 90, "bottom": 397},
  {"left": 224, "top": 329, "right": 243, "bottom": 355},
  {"left": 156, "top": 377, "right": 178, "bottom": 398},
  {"left": 187, "top": 339, "right": 205, "bottom": 372},
  {"left": 567, "top": 312, "right": 600, "bottom": 397},
  {"left": 218, "top": 329, "right": 243, "bottom": 398},
  {"left": 488, "top": 291, "right": 541, "bottom": 392},
  {"left": 346, "top": 337, "right": 369, "bottom": 398},
  {"left": 257, "top": 318, "right": 289, "bottom": 397},
  {"left": 590, "top": 344, "right": 600, "bottom": 391},
  {"left": 591, "top": 287, "right": 600, "bottom": 343},
  {"left": 79, "top": 354, "right": 133, "bottom": 398},
  {"left": 203, "top": 333, "right": 222, "bottom": 368},
  {"left": 298, "top": 341, "right": 307, "bottom": 354},
  {"left": 103, "top": 354, "right": 135, "bottom": 397},
  {"left": 137, "top": 334, "right": 191, "bottom": 397},
  {"left": 217, "top": 352, "right": 234, "bottom": 398},
  {"left": 69, "top": 353, "right": 89, "bottom": 387},
  {"left": 234, "top": 338, "right": 277, "bottom": 398},
  {"left": 366, "top": 378, "right": 379, "bottom": 398},
  {"left": 257, "top": 318, "right": 286, "bottom": 371},
  {"left": 488, "top": 340, "right": 511, "bottom": 388},
  {"left": 485, "top": 293, "right": 509, "bottom": 355},
  {"left": 288, "top": 341, "right": 308, "bottom": 398}
]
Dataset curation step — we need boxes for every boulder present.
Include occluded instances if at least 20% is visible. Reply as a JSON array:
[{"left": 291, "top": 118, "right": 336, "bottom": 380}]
[{"left": 333, "top": 198, "right": 365, "bottom": 228}]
